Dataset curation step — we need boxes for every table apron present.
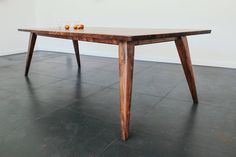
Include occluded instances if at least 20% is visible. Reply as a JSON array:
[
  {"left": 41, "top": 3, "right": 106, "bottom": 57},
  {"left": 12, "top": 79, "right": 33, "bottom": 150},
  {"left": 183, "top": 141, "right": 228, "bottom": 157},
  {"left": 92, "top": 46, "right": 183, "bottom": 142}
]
[
  {"left": 35, "top": 32, "right": 120, "bottom": 45},
  {"left": 35, "top": 32, "right": 179, "bottom": 46},
  {"left": 134, "top": 37, "right": 178, "bottom": 46}
]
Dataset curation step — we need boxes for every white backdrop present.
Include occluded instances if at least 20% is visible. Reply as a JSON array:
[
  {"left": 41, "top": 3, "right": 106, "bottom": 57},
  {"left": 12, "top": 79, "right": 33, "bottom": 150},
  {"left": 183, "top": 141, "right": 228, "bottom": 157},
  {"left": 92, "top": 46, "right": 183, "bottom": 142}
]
[
  {"left": 0, "top": 0, "right": 36, "bottom": 56},
  {"left": 1, "top": 0, "right": 236, "bottom": 68}
]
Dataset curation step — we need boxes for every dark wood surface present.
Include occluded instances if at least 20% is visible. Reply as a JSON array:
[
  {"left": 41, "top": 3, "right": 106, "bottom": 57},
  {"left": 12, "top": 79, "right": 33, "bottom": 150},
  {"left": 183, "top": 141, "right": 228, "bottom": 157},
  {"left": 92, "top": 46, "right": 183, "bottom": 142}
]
[
  {"left": 25, "top": 33, "right": 37, "bottom": 76},
  {"left": 175, "top": 37, "right": 198, "bottom": 104},
  {"left": 72, "top": 40, "right": 81, "bottom": 68},
  {"left": 18, "top": 27, "right": 211, "bottom": 44},
  {"left": 119, "top": 42, "right": 135, "bottom": 141},
  {"left": 19, "top": 27, "right": 211, "bottom": 141}
]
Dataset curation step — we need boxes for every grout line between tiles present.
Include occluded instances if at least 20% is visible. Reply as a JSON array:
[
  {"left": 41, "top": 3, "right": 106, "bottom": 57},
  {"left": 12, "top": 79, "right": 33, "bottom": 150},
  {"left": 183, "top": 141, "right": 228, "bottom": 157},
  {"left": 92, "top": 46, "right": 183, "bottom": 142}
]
[{"left": 98, "top": 139, "right": 119, "bottom": 157}]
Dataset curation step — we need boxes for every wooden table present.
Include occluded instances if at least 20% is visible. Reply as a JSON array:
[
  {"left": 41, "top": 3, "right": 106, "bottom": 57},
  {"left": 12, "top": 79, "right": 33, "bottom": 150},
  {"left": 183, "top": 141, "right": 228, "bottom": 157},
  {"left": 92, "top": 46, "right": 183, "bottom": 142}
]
[{"left": 18, "top": 27, "right": 211, "bottom": 141}]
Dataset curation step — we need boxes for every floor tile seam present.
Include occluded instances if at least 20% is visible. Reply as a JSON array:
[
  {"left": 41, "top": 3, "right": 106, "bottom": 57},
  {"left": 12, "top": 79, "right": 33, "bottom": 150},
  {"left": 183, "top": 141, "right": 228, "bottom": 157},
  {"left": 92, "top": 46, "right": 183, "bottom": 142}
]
[
  {"left": 1, "top": 97, "right": 58, "bottom": 110},
  {"left": 26, "top": 110, "right": 236, "bottom": 157},
  {"left": 0, "top": 106, "right": 62, "bottom": 138},
  {"left": 102, "top": 139, "right": 154, "bottom": 153},
  {"left": 0, "top": 86, "right": 15, "bottom": 93},
  {"left": 41, "top": 57, "right": 114, "bottom": 66},
  {"left": 19, "top": 92, "right": 78, "bottom": 110},
  {"left": 116, "top": 137, "right": 234, "bottom": 156},
  {"left": 0, "top": 63, "right": 24, "bottom": 69},
  {"left": 19, "top": 98, "right": 68, "bottom": 119},
  {"left": 31, "top": 65, "right": 109, "bottom": 80},
  {"left": 30, "top": 107, "right": 61, "bottom": 121},
  {"left": 142, "top": 96, "right": 168, "bottom": 116},
  {"left": 2, "top": 107, "right": 78, "bottom": 143},
  {"left": 98, "top": 139, "right": 119, "bottom": 157},
  {"left": 0, "top": 52, "right": 27, "bottom": 57},
  {"left": 24, "top": 77, "right": 67, "bottom": 91},
  {"left": 0, "top": 66, "right": 24, "bottom": 72},
  {"left": 87, "top": 62, "right": 117, "bottom": 70},
  {"left": 2, "top": 57, "right": 59, "bottom": 68},
  {"left": 39, "top": 121, "right": 109, "bottom": 149},
  {"left": 75, "top": 84, "right": 112, "bottom": 100},
  {"left": 0, "top": 96, "right": 11, "bottom": 101},
  {"left": 82, "top": 80, "right": 118, "bottom": 88},
  {"left": 33, "top": 52, "right": 63, "bottom": 56},
  {"left": 34, "top": 105, "right": 73, "bottom": 121},
  {"left": 130, "top": 117, "right": 236, "bottom": 146},
  {"left": 0, "top": 56, "right": 25, "bottom": 61},
  {"left": 93, "top": 60, "right": 154, "bottom": 74},
  {"left": 104, "top": 81, "right": 120, "bottom": 89},
  {"left": 160, "top": 78, "right": 185, "bottom": 100},
  {"left": 132, "top": 64, "right": 156, "bottom": 74},
  {"left": 106, "top": 84, "right": 168, "bottom": 98},
  {"left": 0, "top": 84, "right": 57, "bottom": 97},
  {"left": 36, "top": 51, "right": 117, "bottom": 60},
  {"left": 29, "top": 71, "right": 76, "bottom": 82},
  {"left": 18, "top": 71, "right": 224, "bottom": 110},
  {"left": 77, "top": 130, "right": 118, "bottom": 154},
  {"left": 33, "top": 58, "right": 69, "bottom": 65},
  {"left": 40, "top": 60, "right": 81, "bottom": 67},
  {"left": 88, "top": 85, "right": 165, "bottom": 107},
  {"left": 164, "top": 96, "right": 236, "bottom": 113},
  {"left": 176, "top": 139, "right": 236, "bottom": 155},
  {"left": 143, "top": 79, "right": 185, "bottom": 115},
  {"left": 34, "top": 51, "right": 112, "bottom": 61},
  {"left": 23, "top": 56, "right": 59, "bottom": 63},
  {"left": 31, "top": 71, "right": 76, "bottom": 80},
  {"left": 48, "top": 65, "right": 171, "bottom": 88},
  {"left": 0, "top": 57, "right": 44, "bottom": 61},
  {"left": 92, "top": 62, "right": 118, "bottom": 71},
  {"left": 17, "top": 75, "right": 110, "bottom": 98},
  {"left": 131, "top": 118, "right": 236, "bottom": 138},
  {"left": 31, "top": 62, "right": 78, "bottom": 71},
  {"left": 0, "top": 59, "right": 25, "bottom": 65},
  {"left": 78, "top": 63, "right": 120, "bottom": 73},
  {"left": 62, "top": 103, "right": 193, "bottom": 143},
  {"left": 0, "top": 56, "right": 26, "bottom": 61},
  {"left": 61, "top": 95, "right": 121, "bottom": 122},
  {"left": 120, "top": 128, "right": 209, "bottom": 151},
  {"left": 2, "top": 61, "right": 25, "bottom": 65},
  {"left": 68, "top": 97, "right": 119, "bottom": 111},
  {"left": 0, "top": 71, "right": 49, "bottom": 82},
  {"left": 77, "top": 79, "right": 119, "bottom": 89},
  {"left": 63, "top": 107, "right": 119, "bottom": 126},
  {"left": 35, "top": 98, "right": 80, "bottom": 120}
]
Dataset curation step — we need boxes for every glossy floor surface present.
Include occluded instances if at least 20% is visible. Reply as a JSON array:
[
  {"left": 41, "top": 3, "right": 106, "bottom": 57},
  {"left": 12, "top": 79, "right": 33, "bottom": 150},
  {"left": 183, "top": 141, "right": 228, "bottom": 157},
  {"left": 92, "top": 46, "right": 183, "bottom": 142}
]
[{"left": 0, "top": 51, "right": 235, "bottom": 157}]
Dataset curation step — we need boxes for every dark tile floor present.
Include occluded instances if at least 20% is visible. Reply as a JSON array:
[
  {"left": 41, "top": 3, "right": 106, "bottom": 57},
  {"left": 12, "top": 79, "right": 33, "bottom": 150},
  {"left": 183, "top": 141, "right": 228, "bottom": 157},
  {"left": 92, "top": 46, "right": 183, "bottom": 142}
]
[{"left": 0, "top": 51, "right": 235, "bottom": 157}]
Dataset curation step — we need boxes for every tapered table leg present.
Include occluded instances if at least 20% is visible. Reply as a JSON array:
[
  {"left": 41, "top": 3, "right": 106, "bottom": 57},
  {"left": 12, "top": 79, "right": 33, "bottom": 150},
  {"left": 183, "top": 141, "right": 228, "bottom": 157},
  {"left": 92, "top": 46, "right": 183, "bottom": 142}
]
[
  {"left": 175, "top": 36, "right": 198, "bottom": 104},
  {"left": 118, "top": 41, "right": 135, "bottom": 141},
  {"left": 25, "top": 33, "right": 37, "bottom": 76},
  {"left": 72, "top": 40, "right": 81, "bottom": 68}
]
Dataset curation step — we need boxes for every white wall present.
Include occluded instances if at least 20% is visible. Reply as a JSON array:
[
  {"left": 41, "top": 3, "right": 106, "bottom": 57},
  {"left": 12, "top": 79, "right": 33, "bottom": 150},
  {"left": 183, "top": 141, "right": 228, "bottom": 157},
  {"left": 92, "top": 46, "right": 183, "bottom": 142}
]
[
  {"left": 1, "top": 0, "right": 236, "bottom": 68},
  {"left": 0, "top": 0, "right": 36, "bottom": 56}
]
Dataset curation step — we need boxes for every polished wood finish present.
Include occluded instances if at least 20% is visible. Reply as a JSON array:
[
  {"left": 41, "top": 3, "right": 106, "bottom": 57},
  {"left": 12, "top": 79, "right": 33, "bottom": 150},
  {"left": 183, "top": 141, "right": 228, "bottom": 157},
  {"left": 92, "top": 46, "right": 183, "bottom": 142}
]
[
  {"left": 18, "top": 27, "right": 211, "bottom": 45},
  {"left": 25, "top": 33, "right": 37, "bottom": 76},
  {"left": 72, "top": 40, "right": 81, "bottom": 68},
  {"left": 35, "top": 31, "right": 120, "bottom": 45},
  {"left": 119, "top": 42, "right": 135, "bottom": 141},
  {"left": 134, "top": 37, "right": 178, "bottom": 46},
  {"left": 175, "top": 37, "right": 198, "bottom": 104},
  {"left": 19, "top": 27, "right": 211, "bottom": 140}
]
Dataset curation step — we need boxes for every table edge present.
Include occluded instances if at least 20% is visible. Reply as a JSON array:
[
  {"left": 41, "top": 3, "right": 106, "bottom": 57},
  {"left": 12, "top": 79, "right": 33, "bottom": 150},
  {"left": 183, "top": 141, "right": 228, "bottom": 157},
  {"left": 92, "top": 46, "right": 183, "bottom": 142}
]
[{"left": 18, "top": 28, "right": 211, "bottom": 42}]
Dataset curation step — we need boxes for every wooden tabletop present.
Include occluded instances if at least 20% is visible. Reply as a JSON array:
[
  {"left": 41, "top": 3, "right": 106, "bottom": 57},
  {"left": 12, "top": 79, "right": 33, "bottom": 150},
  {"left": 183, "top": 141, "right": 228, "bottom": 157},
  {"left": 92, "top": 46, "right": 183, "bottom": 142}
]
[{"left": 18, "top": 27, "right": 211, "bottom": 41}]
